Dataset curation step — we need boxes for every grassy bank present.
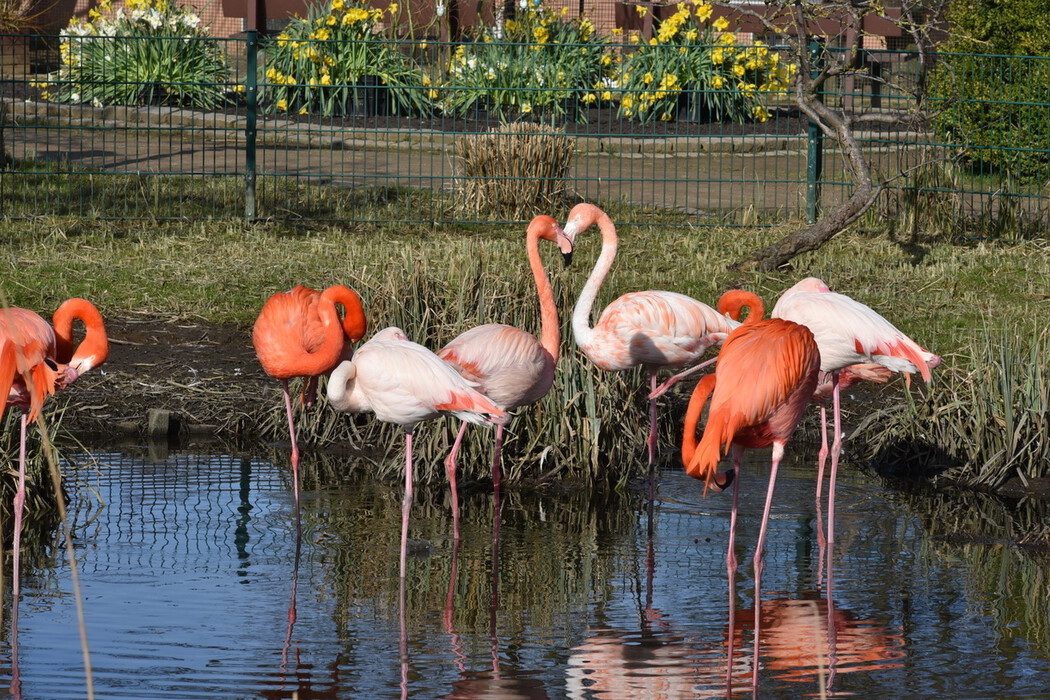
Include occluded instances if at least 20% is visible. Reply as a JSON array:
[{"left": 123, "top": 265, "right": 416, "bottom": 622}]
[{"left": 2, "top": 211, "right": 1050, "bottom": 493}]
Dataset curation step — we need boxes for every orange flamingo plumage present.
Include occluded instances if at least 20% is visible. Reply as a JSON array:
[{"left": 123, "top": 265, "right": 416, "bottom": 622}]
[
  {"left": 326, "top": 327, "right": 507, "bottom": 580},
  {"left": 252, "top": 284, "right": 366, "bottom": 507},
  {"left": 681, "top": 315, "right": 821, "bottom": 689},
  {"left": 563, "top": 202, "right": 737, "bottom": 465},
  {"left": 1, "top": 299, "right": 108, "bottom": 662},
  {"left": 437, "top": 215, "right": 573, "bottom": 537}
]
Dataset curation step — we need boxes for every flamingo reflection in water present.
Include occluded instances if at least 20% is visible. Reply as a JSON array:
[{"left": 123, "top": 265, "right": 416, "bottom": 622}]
[
  {"left": 441, "top": 488, "right": 550, "bottom": 700},
  {"left": 564, "top": 596, "right": 904, "bottom": 697}
]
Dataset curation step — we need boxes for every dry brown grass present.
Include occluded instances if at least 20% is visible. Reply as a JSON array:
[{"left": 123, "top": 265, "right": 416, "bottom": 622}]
[{"left": 455, "top": 121, "right": 575, "bottom": 220}]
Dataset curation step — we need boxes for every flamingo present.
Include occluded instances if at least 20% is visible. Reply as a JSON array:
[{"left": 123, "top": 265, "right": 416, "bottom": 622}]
[
  {"left": 1, "top": 299, "right": 108, "bottom": 664},
  {"left": 252, "top": 285, "right": 367, "bottom": 508},
  {"left": 325, "top": 327, "right": 507, "bottom": 580},
  {"left": 437, "top": 214, "right": 573, "bottom": 537},
  {"left": 681, "top": 316, "right": 821, "bottom": 689},
  {"left": 563, "top": 202, "right": 738, "bottom": 466},
  {"left": 770, "top": 277, "right": 940, "bottom": 594}
]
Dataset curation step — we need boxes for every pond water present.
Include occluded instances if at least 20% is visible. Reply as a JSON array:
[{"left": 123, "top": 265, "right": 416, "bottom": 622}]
[{"left": 3, "top": 444, "right": 1049, "bottom": 698}]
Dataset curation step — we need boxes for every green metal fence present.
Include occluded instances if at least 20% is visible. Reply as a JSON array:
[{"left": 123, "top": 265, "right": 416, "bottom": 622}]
[{"left": 2, "top": 32, "right": 1048, "bottom": 236}]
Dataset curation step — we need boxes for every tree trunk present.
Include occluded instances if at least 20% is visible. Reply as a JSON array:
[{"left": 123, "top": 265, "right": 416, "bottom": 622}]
[{"left": 730, "top": 182, "right": 883, "bottom": 272}]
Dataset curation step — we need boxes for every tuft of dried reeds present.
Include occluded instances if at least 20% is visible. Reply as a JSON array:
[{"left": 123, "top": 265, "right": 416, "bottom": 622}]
[
  {"left": 455, "top": 122, "right": 575, "bottom": 220},
  {"left": 854, "top": 327, "right": 1050, "bottom": 492}
]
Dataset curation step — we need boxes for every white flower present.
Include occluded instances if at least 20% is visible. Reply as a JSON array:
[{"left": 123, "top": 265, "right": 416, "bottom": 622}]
[
  {"left": 182, "top": 12, "right": 201, "bottom": 29},
  {"left": 70, "top": 92, "right": 80, "bottom": 102},
  {"left": 436, "top": 2, "right": 445, "bottom": 16}
]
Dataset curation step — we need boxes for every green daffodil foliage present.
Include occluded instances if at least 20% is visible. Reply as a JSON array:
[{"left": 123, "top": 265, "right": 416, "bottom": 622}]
[
  {"left": 263, "top": 0, "right": 431, "bottom": 117},
  {"left": 615, "top": 0, "right": 795, "bottom": 124},
  {"left": 441, "top": 0, "right": 612, "bottom": 122},
  {"left": 37, "top": 0, "right": 230, "bottom": 109}
]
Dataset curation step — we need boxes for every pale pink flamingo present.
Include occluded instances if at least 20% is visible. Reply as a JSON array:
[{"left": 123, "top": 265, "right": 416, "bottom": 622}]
[
  {"left": 437, "top": 215, "right": 573, "bottom": 538},
  {"left": 681, "top": 316, "right": 821, "bottom": 690},
  {"left": 563, "top": 202, "right": 738, "bottom": 465},
  {"left": 325, "top": 327, "right": 507, "bottom": 580},
  {"left": 252, "top": 285, "right": 367, "bottom": 508},
  {"left": 1, "top": 299, "right": 108, "bottom": 673},
  {"left": 771, "top": 277, "right": 940, "bottom": 596}
]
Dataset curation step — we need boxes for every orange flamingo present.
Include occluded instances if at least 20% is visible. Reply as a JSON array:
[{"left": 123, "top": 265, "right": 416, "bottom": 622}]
[
  {"left": 771, "top": 277, "right": 939, "bottom": 594},
  {"left": 563, "top": 202, "right": 738, "bottom": 465},
  {"left": 326, "top": 327, "right": 507, "bottom": 581},
  {"left": 252, "top": 285, "right": 367, "bottom": 507},
  {"left": 682, "top": 315, "right": 821, "bottom": 689},
  {"left": 1, "top": 299, "right": 108, "bottom": 667},
  {"left": 437, "top": 215, "right": 573, "bottom": 537}
]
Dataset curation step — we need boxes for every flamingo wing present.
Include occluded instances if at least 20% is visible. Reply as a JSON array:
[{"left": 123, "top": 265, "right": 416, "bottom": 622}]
[
  {"left": 438, "top": 323, "right": 552, "bottom": 410},
  {"left": 708, "top": 320, "right": 818, "bottom": 439},
  {"left": 591, "top": 291, "right": 739, "bottom": 369},
  {"left": 349, "top": 335, "right": 505, "bottom": 427},
  {"left": 772, "top": 290, "right": 934, "bottom": 379},
  {"left": 1, "top": 308, "right": 60, "bottom": 422}
]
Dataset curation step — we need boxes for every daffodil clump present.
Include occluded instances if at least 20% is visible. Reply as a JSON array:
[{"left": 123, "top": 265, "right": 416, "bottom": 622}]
[
  {"left": 442, "top": 0, "right": 611, "bottom": 121},
  {"left": 263, "top": 0, "right": 430, "bottom": 117},
  {"left": 38, "top": 0, "right": 230, "bottom": 109},
  {"left": 615, "top": 0, "right": 795, "bottom": 124}
]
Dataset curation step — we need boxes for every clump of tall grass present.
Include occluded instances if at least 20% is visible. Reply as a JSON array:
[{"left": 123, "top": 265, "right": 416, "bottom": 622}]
[
  {"left": 455, "top": 122, "right": 575, "bottom": 221},
  {"left": 257, "top": 246, "right": 656, "bottom": 490},
  {"left": 854, "top": 327, "right": 1050, "bottom": 492}
]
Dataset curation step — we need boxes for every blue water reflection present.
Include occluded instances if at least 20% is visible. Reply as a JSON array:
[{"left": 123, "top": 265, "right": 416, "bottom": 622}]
[{"left": 2, "top": 447, "right": 1048, "bottom": 698}]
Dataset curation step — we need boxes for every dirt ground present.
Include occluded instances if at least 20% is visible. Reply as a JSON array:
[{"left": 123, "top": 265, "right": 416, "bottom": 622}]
[{"left": 58, "top": 312, "right": 270, "bottom": 444}]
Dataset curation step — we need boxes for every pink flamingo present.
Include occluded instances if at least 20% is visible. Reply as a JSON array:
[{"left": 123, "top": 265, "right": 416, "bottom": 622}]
[
  {"left": 252, "top": 285, "right": 367, "bottom": 508},
  {"left": 771, "top": 277, "right": 940, "bottom": 593},
  {"left": 681, "top": 315, "right": 821, "bottom": 690},
  {"left": 325, "top": 327, "right": 507, "bottom": 580},
  {"left": 563, "top": 202, "right": 738, "bottom": 465},
  {"left": 437, "top": 215, "right": 573, "bottom": 537},
  {"left": 1, "top": 300, "right": 108, "bottom": 669}
]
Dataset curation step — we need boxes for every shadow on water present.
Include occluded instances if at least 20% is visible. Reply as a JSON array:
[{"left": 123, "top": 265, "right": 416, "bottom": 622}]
[{"left": 1, "top": 444, "right": 1049, "bottom": 698}]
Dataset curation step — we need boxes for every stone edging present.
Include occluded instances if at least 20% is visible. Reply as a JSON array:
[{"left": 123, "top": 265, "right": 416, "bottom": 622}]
[{"left": 3, "top": 97, "right": 926, "bottom": 158}]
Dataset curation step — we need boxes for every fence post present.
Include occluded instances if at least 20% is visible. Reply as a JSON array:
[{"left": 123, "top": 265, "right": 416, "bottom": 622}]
[
  {"left": 806, "top": 39, "right": 824, "bottom": 225},
  {"left": 244, "top": 29, "right": 258, "bottom": 220}
]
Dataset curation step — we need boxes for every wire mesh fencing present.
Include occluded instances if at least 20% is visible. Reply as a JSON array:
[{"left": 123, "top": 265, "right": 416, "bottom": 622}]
[{"left": 1, "top": 32, "right": 1048, "bottom": 238}]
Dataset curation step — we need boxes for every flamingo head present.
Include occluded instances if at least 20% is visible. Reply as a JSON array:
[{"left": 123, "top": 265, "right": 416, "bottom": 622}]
[
  {"left": 529, "top": 215, "right": 574, "bottom": 266},
  {"left": 562, "top": 202, "right": 604, "bottom": 242}
]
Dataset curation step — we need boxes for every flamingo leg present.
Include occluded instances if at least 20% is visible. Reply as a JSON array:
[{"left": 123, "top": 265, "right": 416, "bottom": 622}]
[
  {"left": 826, "top": 372, "right": 842, "bottom": 602},
  {"left": 815, "top": 403, "right": 829, "bottom": 587},
  {"left": 752, "top": 441, "right": 785, "bottom": 691},
  {"left": 281, "top": 380, "right": 301, "bottom": 514},
  {"left": 648, "top": 356, "right": 717, "bottom": 400},
  {"left": 11, "top": 411, "right": 28, "bottom": 667},
  {"left": 725, "top": 446, "right": 742, "bottom": 690},
  {"left": 400, "top": 429, "right": 416, "bottom": 581},
  {"left": 491, "top": 424, "right": 505, "bottom": 493},
  {"left": 444, "top": 422, "right": 469, "bottom": 542},
  {"left": 646, "top": 370, "right": 659, "bottom": 465}
]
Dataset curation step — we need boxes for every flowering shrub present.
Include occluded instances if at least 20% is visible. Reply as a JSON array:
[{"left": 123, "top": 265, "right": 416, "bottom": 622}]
[
  {"left": 441, "top": 0, "right": 611, "bottom": 121},
  {"left": 614, "top": 1, "right": 794, "bottom": 123},
  {"left": 40, "top": 0, "right": 230, "bottom": 109},
  {"left": 263, "top": 0, "right": 431, "bottom": 117}
]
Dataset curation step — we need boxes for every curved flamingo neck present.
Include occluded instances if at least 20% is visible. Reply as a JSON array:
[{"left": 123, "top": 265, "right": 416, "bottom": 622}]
[
  {"left": 52, "top": 298, "right": 109, "bottom": 373},
  {"left": 297, "top": 290, "right": 353, "bottom": 377},
  {"left": 571, "top": 210, "right": 618, "bottom": 350},
  {"left": 526, "top": 227, "right": 560, "bottom": 362},
  {"left": 717, "top": 290, "right": 765, "bottom": 324},
  {"left": 323, "top": 285, "right": 367, "bottom": 343}
]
